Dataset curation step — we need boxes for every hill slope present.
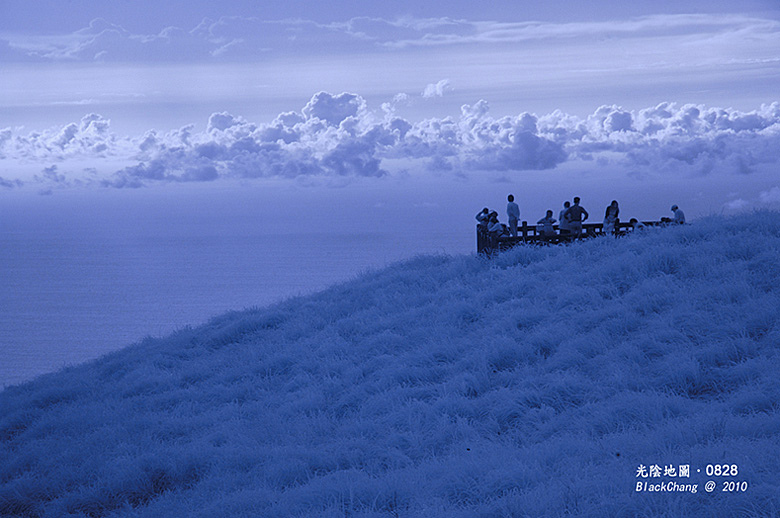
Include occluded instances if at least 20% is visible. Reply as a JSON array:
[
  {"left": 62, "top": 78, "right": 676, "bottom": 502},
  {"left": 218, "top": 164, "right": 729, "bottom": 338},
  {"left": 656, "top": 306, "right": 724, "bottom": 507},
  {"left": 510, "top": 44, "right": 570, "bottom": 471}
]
[{"left": 2, "top": 212, "right": 780, "bottom": 517}]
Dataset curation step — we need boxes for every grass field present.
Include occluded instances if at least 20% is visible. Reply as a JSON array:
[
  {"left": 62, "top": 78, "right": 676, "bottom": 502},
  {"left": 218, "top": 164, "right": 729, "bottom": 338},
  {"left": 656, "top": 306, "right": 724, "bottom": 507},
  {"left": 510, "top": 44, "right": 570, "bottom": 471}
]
[{"left": 2, "top": 211, "right": 780, "bottom": 517}]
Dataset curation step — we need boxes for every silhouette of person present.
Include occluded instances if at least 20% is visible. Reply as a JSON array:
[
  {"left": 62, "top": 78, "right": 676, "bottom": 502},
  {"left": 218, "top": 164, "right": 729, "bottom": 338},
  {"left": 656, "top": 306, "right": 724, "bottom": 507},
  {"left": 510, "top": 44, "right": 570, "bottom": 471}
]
[
  {"left": 559, "top": 201, "right": 571, "bottom": 236},
  {"left": 506, "top": 194, "right": 520, "bottom": 237},
  {"left": 537, "top": 210, "right": 557, "bottom": 239},
  {"left": 603, "top": 200, "right": 620, "bottom": 235},
  {"left": 488, "top": 211, "right": 507, "bottom": 237},
  {"left": 564, "top": 197, "right": 589, "bottom": 237},
  {"left": 629, "top": 218, "right": 645, "bottom": 230},
  {"left": 671, "top": 205, "right": 685, "bottom": 224},
  {"left": 475, "top": 207, "right": 490, "bottom": 230}
]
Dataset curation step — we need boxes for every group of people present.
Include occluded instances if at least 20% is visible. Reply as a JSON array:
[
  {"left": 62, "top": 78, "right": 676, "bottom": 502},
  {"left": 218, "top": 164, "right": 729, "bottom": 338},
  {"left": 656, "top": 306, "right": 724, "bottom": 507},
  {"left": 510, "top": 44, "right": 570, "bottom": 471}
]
[{"left": 476, "top": 195, "right": 685, "bottom": 240}]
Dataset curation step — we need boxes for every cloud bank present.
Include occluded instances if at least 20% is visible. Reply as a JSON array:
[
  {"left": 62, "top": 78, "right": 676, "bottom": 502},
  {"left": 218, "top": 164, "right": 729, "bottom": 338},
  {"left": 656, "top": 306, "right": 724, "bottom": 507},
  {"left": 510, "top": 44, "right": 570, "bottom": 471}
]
[{"left": 2, "top": 93, "right": 780, "bottom": 188}]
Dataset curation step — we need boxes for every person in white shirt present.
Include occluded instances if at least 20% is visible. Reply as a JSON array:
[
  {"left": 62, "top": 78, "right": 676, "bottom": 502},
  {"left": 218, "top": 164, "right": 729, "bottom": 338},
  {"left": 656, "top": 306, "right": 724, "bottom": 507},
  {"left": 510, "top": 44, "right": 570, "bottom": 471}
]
[
  {"left": 537, "top": 210, "right": 557, "bottom": 239},
  {"left": 603, "top": 200, "right": 620, "bottom": 235},
  {"left": 559, "top": 201, "right": 571, "bottom": 236},
  {"left": 671, "top": 205, "right": 686, "bottom": 224},
  {"left": 506, "top": 194, "right": 520, "bottom": 237},
  {"left": 488, "top": 212, "right": 508, "bottom": 237}
]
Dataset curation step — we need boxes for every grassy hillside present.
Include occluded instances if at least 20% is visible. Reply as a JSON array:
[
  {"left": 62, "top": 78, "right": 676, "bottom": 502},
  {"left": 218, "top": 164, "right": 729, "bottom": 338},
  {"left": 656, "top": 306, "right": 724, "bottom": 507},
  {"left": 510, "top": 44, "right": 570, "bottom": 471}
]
[{"left": 2, "top": 212, "right": 780, "bottom": 517}]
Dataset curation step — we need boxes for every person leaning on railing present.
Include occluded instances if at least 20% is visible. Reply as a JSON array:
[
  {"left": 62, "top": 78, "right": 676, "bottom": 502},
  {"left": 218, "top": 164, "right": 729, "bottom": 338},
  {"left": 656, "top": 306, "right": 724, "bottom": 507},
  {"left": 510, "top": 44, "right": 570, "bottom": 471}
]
[
  {"left": 488, "top": 211, "right": 509, "bottom": 238},
  {"left": 537, "top": 210, "right": 557, "bottom": 239},
  {"left": 671, "top": 205, "right": 686, "bottom": 224}
]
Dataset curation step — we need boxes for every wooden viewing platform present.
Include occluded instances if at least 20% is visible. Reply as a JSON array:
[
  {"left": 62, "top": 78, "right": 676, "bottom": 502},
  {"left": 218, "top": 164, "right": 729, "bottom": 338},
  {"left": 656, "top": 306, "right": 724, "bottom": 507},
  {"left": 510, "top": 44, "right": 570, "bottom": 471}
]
[{"left": 477, "top": 220, "right": 664, "bottom": 255}]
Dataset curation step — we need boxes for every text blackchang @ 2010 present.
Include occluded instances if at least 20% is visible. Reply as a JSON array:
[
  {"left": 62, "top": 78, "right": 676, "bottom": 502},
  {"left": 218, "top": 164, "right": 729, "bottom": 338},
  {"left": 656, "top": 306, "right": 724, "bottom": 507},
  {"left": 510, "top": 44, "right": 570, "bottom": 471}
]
[{"left": 634, "top": 464, "right": 748, "bottom": 495}]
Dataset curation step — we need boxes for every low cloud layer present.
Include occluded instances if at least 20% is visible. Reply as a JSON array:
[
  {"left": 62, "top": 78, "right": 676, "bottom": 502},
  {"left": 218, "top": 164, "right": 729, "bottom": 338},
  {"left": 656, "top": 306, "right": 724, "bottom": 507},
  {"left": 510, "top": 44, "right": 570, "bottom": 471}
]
[{"left": 2, "top": 93, "right": 780, "bottom": 189}]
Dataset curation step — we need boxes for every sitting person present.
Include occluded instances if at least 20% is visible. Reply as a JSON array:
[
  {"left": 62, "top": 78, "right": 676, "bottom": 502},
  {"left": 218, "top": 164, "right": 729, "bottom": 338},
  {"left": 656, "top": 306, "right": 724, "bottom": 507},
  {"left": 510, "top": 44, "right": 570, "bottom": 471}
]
[
  {"left": 537, "top": 210, "right": 557, "bottom": 238},
  {"left": 671, "top": 205, "right": 686, "bottom": 224},
  {"left": 488, "top": 211, "right": 509, "bottom": 238},
  {"left": 629, "top": 218, "right": 645, "bottom": 230}
]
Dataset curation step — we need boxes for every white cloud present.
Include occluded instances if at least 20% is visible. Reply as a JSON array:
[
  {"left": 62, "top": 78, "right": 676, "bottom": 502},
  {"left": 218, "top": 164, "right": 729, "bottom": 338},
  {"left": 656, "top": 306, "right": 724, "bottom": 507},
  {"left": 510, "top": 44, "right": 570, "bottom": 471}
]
[
  {"left": 422, "top": 79, "right": 452, "bottom": 98},
  {"left": 301, "top": 92, "right": 368, "bottom": 127},
  {"left": 0, "top": 114, "right": 131, "bottom": 161},
  {"left": 759, "top": 186, "right": 780, "bottom": 205},
  {"left": 724, "top": 198, "right": 750, "bottom": 211},
  {"left": 3, "top": 94, "right": 780, "bottom": 188}
]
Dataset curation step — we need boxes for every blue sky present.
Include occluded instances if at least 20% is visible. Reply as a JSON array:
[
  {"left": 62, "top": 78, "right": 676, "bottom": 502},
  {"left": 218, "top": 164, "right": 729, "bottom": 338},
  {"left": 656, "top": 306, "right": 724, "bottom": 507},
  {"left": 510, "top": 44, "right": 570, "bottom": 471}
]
[{"left": 1, "top": 0, "right": 780, "bottom": 217}]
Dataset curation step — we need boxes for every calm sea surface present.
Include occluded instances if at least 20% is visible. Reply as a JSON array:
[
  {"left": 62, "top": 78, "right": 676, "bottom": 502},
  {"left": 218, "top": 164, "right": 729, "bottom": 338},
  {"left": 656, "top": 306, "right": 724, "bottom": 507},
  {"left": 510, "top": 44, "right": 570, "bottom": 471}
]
[{"left": 1, "top": 188, "right": 471, "bottom": 388}]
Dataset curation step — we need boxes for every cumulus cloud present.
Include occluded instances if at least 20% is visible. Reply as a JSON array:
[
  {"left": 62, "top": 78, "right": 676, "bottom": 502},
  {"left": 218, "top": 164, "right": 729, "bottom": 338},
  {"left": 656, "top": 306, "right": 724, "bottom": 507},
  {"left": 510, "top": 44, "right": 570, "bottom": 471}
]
[
  {"left": 3, "top": 94, "right": 780, "bottom": 188},
  {"left": 422, "top": 79, "right": 452, "bottom": 98},
  {"left": 0, "top": 114, "right": 133, "bottom": 162},
  {"left": 301, "top": 92, "right": 368, "bottom": 126}
]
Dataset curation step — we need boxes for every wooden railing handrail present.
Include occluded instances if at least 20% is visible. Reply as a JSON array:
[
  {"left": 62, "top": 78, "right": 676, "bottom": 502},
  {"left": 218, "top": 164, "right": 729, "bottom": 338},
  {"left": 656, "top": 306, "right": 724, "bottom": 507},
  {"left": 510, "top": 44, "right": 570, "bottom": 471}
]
[{"left": 477, "top": 219, "right": 665, "bottom": 255}]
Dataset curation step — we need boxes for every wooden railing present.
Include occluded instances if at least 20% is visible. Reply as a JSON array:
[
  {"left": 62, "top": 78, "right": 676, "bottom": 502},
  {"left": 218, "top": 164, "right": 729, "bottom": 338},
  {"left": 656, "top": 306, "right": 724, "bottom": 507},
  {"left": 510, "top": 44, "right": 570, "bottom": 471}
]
[{"left": 477, "top": 220, "right": 663, "bottom": 255}]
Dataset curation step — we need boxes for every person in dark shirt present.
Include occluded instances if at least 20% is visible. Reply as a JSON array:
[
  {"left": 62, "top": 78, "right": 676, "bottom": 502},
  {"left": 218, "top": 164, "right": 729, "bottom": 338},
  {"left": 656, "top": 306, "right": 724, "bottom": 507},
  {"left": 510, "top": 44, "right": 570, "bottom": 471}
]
[
  {"left": 563, "top": 197, "right": 589, "bottom": 237},
  {"left": 537, "top": 210, "right": 557, "bottom": 239}
]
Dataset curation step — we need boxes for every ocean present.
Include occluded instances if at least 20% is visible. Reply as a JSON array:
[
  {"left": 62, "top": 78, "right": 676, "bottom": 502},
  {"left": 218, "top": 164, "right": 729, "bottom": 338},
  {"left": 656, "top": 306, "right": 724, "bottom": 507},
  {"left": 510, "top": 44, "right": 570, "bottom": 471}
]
[{"left": 0, "top": 184, "right": 471, "bottom": 387}]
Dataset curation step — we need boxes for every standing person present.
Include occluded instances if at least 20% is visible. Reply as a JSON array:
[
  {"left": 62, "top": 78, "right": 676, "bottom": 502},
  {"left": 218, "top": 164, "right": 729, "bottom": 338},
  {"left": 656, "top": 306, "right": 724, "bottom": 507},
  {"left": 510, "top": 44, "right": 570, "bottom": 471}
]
[
  {"left": 603, "top": 200, "right": 620, "bottom": 235},
  {"left": 559, "top": 201, "right": 571, "bottom": 236},
  {"left": 564, "top": 197, "right": 589, "bottom": 237},
  {"left": 506, "top": 194, "right": 520, "bottom": 237},
  {"left": 537, "top": 210, "right": 557, "bottom": 239},
  {"left": 671, "top": 205, "right": 686, "bottom": 224}
]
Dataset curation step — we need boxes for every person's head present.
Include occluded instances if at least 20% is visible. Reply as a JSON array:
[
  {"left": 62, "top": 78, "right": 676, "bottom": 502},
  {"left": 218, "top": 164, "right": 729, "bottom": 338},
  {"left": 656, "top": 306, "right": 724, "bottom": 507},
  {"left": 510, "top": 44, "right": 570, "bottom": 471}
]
[
  {"left": 546, "top": 210, "right": 553, "bottom": 217},
  {"left": 573, "top": 197, "right": 581, "bottom": 204},
  {"left": 611, "top": 200, "right": 618, "bottom": 207},
  {"left": 671, "top": 205, "right": 678, "bottom": 211},
  {"left": 481, "top": 207, "right": 488, "bottom": 213},
  {"left": 563, "top": 201, "right": 571, "bottom": 208},
  {"left": 629, "top": 218, "right": 638, "bottom": 224},
  {"left": 508, "top": 194, "right": 514, "bottom": 202}
]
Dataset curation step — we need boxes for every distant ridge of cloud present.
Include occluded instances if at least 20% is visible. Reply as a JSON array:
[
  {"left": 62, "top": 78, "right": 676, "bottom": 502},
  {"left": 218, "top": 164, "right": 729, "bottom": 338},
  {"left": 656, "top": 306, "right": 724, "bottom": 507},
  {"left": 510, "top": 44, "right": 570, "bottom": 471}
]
[{"left": 2, "top": 94, "right": 779, "bottom": 188}]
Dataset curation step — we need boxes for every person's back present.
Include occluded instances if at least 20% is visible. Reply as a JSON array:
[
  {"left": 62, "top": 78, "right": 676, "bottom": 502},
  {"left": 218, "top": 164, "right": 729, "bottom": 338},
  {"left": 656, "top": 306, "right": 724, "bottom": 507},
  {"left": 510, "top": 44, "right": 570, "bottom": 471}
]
[
  {"left": 559, "top": 201, "right": 571, "bottom": 234},
  {"left": 564, "top": 197, "right": 588, "bottom": 236},
  {"left": 672, "top": 205, "right": 685, "bottom": 224},
  {"left": 489, "top": 218, "right": 508, "bottom": 239},
  {"left": 567, "top": 204, "right": 587, "bottom": 222},
  {"left": 537, "top": 210, "right": 556, "bottom": 237}
]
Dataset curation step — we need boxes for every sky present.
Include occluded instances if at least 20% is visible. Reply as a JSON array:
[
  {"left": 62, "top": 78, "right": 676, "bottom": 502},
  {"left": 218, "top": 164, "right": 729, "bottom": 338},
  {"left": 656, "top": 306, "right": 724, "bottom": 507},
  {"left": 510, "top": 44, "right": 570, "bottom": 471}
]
[{"left": 1, "top": 0, "right": 780, "bottom": 218}]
